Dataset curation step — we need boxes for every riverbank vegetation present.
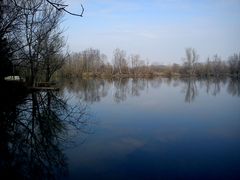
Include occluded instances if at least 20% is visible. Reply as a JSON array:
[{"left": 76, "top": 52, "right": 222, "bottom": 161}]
[
  {"left": 60, "top": 48, "right": 240, "bottom": 79},
  {"left": 0, "top": 0, "right": 239, "bottom": 89}
]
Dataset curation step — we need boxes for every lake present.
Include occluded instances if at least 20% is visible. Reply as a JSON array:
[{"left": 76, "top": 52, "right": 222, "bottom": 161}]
[{"left": 0, "top": 78, "right": 240, "bottom": 179}]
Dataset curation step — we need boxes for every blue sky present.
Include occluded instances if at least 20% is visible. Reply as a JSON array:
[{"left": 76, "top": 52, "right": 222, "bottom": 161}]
[{"left": 63, "top": 0, "right": 240, "bottom": 64}]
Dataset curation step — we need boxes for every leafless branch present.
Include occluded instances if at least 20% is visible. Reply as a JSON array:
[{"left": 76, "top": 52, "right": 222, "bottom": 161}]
[{"left": 46, "top": 0, "right": 84, "bottom": 17}]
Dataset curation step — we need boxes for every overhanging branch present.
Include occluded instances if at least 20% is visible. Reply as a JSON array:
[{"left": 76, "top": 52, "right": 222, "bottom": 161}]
[{"left": 46, "top": 0, "right": 84, "bottom": 17}]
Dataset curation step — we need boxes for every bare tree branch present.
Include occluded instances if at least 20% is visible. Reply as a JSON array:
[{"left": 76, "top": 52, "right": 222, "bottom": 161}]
[{"left": 46, "top": 0, "right": 84, "bottom": 17}]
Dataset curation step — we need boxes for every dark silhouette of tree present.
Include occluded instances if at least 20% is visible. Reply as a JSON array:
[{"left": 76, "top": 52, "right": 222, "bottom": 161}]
[
  {"left": 0, "top": 0, "right": 19, "bottom": 80},
  {"left": 0, "top": 0, "right": 84, "bottom": 85},
  {"left": 0, "top": 89, "right": 91, "bottom": 179},
  {"left": 0, "top": 37, "right": 12, "bottom": 80},
  {"left": 8, "top": 0, "right": 67, "bottom": 86}
]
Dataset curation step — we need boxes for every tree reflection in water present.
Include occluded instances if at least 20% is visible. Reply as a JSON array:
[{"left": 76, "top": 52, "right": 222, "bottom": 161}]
[
  {"left": 131, "top": 78, "right": 149, "bottom": 97},
  {"left": 204, "top": 78, "right": 224, "bottom": 96},
  {"left": 182, "top": 78, "right": 198, "bottom": 103},
  {"left": 0, "top": 90, "right": 90, "bottom": 180},
  {"left": 228, "top": 78, "right": 240, "bottom": 96},
  {"left": 61, "top": 77, "right": 239, "bottom": 104},
  {"left": 62, "top": 78, "right": 109, "bottom": 104},
  {"left": 113, "top": 78, "right": 129, "bottom": 103},
  {"left": 182, "top": 77, "right": 240, "bottom": 103}
]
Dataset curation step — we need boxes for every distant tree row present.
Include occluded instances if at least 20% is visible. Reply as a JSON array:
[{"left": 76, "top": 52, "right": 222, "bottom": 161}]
[{"left": 60, "top": 48, "right": 240, "bottom": 78}]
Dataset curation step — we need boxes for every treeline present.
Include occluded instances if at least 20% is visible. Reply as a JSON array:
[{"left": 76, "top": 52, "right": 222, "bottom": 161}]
[{"left": 60, "top": 48, "right": 240, "bottom": 78}]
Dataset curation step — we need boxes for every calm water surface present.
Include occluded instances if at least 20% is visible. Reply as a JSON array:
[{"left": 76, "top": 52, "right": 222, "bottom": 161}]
[
  {"left": 62, "top": 78, "right": 240, "bottom": 180},
  {"left": 0, "top": 78, "right": 239, "bottom": 179}
]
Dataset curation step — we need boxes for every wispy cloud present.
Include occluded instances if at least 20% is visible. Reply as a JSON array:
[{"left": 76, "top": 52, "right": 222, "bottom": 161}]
[
  {"left": 64, "top": 0, "right": 240, "bottom": 63},
  {"left": 137, "top": 32, "right": 159, "bottom": 39}
]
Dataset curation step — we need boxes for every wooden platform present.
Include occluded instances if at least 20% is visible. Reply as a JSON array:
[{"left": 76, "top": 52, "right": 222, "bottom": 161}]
[
  {"left": 29, "top": 87, "right": 59, "bottom": 91},
  {"left": 36, "top": 82, "right": 56, "bottom": 87}
]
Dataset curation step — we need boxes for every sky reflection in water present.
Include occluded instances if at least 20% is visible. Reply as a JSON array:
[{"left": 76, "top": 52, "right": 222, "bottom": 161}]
[{"left": 63, "top": 78, "right": 240, "bottom": 180}]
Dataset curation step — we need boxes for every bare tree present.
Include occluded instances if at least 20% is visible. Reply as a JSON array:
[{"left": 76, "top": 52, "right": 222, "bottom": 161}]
[
  {"left": 228, "top": 53, "right": 240, "bottom": 77},
  {"left": 12, "top": 0, "right": 65, "bottom": 86},
  {"left": 60, "top": 49, "right": 109, "bottom": 78},
  {"left": 113, "top": 48, "right": 128, "bottom": 74},
  {"left": 184, "top": 48, "right": 199, "bottom": 76},
  {"left": 46, "top": 0, "right": 84, "bottom": 17},
  {"left": 130, "top": 54, "right": 145, "bottom": 75},
  {"left": 40, "top": 30, "right": 66, "bottom": 82},
  {"left": 0, "top": 0, "right": 22, "bottom": 79},
  {"left": 82, "top": 48, "right": 102, "bottom": 73},
  {"left": 11, "top": 0, "right": 84, "bottom": 17},
  {"left": 0, "top": 0, "right": 84, "bottom": 84},
  {"left": 0, "top": 0, "right": 22, "bottom": 37}
]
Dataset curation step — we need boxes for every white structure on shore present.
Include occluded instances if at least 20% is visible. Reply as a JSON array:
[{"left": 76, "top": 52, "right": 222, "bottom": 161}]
[{"left": 4, "top": 76, "right": 25, "bottom": 82}]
